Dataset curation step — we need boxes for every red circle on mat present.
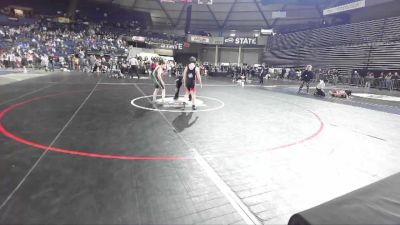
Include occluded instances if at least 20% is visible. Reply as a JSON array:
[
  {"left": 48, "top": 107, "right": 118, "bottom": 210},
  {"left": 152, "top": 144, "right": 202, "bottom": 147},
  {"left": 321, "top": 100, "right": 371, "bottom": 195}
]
[{"left": 0, "top": 91, "right": 324, "bottom": 161}]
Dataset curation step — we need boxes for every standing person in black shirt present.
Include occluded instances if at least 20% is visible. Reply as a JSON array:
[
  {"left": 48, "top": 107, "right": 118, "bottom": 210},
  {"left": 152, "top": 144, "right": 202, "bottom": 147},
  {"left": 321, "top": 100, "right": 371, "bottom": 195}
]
[
  {"left": 183, "top": 56, "right": 202, "bottom": 110},
  {"left": 280, "top": 68, "right": 286, "bottom": 79},
  {"left": 298, "top": 65, "right": 314, "bottom": 94},
  {"left": 259, "top": 65, "right": 266, "bottom": 84},
  {"left": 21, "top": 53, "right": 28, "bottom": 73},
  {"left": 174, "top": 63, "right": 185, "bottom": 100}
]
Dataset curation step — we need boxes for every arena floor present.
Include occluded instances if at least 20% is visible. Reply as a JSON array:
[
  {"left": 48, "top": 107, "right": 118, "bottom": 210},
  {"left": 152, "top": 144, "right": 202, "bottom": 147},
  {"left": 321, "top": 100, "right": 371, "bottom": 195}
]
[{"left": 1, "top": 72, "right": 400, "bottom": 224}]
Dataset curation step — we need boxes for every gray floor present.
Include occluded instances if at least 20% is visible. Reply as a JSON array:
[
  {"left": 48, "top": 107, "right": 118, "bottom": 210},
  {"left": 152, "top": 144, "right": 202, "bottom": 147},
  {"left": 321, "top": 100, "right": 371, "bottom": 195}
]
[{"left": 0, "top": 72, "right": 399, "bottom": 225}]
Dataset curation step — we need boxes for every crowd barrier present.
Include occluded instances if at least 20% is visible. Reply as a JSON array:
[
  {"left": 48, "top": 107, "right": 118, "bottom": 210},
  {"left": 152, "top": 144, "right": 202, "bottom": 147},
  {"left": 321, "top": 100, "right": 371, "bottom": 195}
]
[
  {"left": 348, "top": 77, "right": 400, "bottom": 90},
  {"left": 266, "top": 72, "right": 400, "bottom": 91},
  {"left": 311, "top": 74, "right": 399, "bottom": 91}
]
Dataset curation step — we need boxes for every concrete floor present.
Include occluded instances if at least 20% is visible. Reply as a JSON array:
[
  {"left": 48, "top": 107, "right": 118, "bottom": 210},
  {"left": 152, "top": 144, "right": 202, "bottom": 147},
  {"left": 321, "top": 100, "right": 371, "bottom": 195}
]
[{"left": 0, "top": 72, "right": 399, "bottom": 224}]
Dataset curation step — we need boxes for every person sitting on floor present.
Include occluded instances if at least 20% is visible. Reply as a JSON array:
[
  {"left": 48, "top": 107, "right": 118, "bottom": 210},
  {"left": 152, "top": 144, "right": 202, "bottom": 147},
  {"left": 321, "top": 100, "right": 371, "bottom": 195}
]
[{"left": 314, "top": 79, "right": 326, "bottom": 97}]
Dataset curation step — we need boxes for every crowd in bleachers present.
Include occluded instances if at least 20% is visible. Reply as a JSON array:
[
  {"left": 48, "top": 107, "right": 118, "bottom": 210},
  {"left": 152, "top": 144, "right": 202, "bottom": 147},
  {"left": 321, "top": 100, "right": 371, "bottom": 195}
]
[
  {"left": 0, "top": 22, "right": 126, "bottom": 70},
  {"left": 0, "top": 23, "right": 191, "bottom": 81},
  {"left": 0, "top": 16, "right": 187, "bottom": 75}
]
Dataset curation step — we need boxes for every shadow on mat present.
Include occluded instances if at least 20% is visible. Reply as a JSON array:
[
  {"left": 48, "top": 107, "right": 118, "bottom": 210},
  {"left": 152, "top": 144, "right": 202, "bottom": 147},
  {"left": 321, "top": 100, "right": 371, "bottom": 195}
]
[{"left": 172, "top": 112, "right": 198, "bottom": 132}]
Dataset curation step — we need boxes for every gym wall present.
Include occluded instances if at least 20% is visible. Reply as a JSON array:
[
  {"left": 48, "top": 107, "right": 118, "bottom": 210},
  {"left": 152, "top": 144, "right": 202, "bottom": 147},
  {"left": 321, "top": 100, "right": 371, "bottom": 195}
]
[{"left": 200, "top": 47, "right": 262, "bottom": 65}]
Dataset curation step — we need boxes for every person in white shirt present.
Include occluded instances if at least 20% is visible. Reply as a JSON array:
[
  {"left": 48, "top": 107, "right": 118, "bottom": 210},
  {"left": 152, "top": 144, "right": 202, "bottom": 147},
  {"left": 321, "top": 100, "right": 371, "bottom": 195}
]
[
  {"left": 0, "top": 53, "right": 4, "bottom": 68},
  {"left": 128, "top": 57, "right": 139, "bottom": 79},
  {"left": 9, "top": 52, "right": 16, "bottom": 69},
  {"left": 314, "top": 79, "right": 326, "bottom": 97},
  {"left": 40, "top": 54, "right": 49, "bottom": 72},
  {"left": 79, "top": 50, "right": 85, "bottom": 59},
  {"left": 167, "top": 61, "right": 172, "bottom": 77}
]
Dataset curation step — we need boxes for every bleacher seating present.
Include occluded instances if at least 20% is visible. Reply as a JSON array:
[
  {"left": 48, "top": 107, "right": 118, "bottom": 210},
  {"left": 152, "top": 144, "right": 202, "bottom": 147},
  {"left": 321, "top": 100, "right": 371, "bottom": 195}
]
[
  {"left": 269, "top": 18, "right": 386, "bottom": 50},
  {"left": 382, "top": 16, "right": 400, "bottom": 42},
  {"left": 264, "top": 15, "right": 400, "bottom": 77}
]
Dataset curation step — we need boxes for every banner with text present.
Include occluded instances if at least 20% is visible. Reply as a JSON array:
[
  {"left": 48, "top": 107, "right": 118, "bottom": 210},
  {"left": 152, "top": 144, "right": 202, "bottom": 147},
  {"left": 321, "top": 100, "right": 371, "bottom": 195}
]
[
  {"left": 149, "top": 42, "right": 184, "bottom": 50},
  {"left": 224, "top": 37, "right": 259, "bottom": 46},
  {"left": 187, "top": 34, "right": 211, "bottom": 44}
]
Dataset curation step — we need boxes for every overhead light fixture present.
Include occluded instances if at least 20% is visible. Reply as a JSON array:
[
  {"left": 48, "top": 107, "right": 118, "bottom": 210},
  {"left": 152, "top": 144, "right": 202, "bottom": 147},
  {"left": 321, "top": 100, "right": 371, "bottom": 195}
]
[{"left": 229, "top": 33, "right": 236, "bottom": 37}]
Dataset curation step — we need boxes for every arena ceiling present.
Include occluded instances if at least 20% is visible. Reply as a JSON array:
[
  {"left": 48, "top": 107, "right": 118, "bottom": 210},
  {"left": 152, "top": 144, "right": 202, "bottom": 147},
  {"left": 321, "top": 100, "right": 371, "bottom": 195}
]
[{"left": 92, "top": 0, "right": 396, "bottom": 32}]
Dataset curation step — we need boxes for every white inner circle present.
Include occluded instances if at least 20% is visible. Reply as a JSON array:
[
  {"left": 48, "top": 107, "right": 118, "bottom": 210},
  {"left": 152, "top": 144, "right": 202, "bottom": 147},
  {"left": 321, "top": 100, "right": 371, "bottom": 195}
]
[
  {"left": 131, "top": 95, "right": 224, "bottom": 113},
  {"left": 155, "top": 97, "right": 206, "bottom": 107}
]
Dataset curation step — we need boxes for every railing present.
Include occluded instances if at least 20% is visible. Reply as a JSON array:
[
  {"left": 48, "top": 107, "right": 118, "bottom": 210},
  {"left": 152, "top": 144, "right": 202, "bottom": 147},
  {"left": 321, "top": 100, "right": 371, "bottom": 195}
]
[
  {"left": 266, "top": 72, "right": 400, "bottom": 91},
  {"left": 319, "top": 77, "right": 400, "bottom": 91},
  {"left": 357, "top": 78, "right": 400, "bottom": 91}
]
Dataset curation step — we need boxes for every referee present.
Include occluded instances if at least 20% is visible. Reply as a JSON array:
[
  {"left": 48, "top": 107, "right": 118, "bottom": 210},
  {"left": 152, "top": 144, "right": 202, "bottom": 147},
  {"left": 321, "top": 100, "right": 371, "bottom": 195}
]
[
  {"left": 298, "top": 65, "right": 314, "bottom": 94},
  {"left": 128, "top": 56, "right": 140, "bottom": 79}
]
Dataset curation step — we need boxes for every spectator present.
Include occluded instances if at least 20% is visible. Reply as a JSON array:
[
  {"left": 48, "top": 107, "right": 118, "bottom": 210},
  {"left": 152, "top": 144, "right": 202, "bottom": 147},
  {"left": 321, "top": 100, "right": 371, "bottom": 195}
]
[
  {"left": 365, "top": 72, "right": 374, "bottom": 89},
  {"left": 48, "top": 55, "right": 55, "bottom": 72},
  {"left": 0, "top": 52, "right": 5, "bottom": 68},
  {"left": 392, "top": 72, "right": 399, "bottom": 90},
  {"left": 21, "top": 53, "right": 28, "bottom": 73},
  {"left": 288, "top": 68, "right": 296, "bottom": 80},
  {"left": 27, "top": 51, "right": 34, "bottom": 69},
  {"left": 392, "top": 72, "right": 399, "bottom": 80},
  {"left": 352, "top": 70, "right": 359, "bottom": 86},
  {"left": 359, "top": 71, "right": 367, "bottom": 87},
  {"left": 379, "top": 72, "right": 386, "bottom": 89},
  {"left": 385, "top": 72, "right": 393, "bottom": 91},
  {"left": 332, "top": 69, "right": 339, "bottom": 85},
  {"left": 8, "top": 51, "right": 16, "bottom": 69},
  {"left": 40, "top": 54, "right": 49, "bottom": 71}
]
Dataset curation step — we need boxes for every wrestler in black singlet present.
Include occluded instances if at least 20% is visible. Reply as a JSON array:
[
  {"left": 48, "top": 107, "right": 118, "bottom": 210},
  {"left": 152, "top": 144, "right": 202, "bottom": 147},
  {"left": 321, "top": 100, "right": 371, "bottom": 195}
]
[{"left": 186, "top": 66, "right": 197, "bottom": 92}]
